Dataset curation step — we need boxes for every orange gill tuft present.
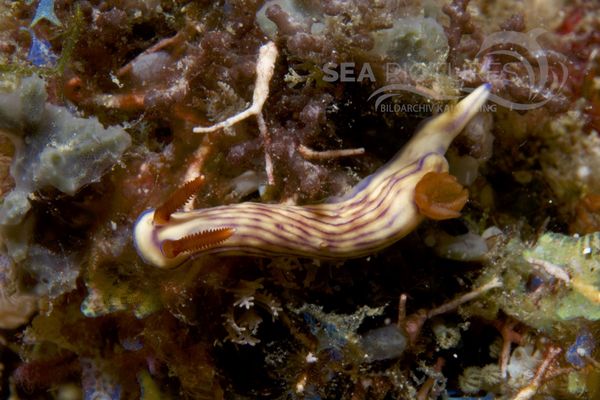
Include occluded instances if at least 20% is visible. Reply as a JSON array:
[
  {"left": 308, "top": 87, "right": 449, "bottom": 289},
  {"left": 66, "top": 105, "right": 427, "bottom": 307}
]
[{"left": 414, "top": 171, "right": 469, "bottom": 220}]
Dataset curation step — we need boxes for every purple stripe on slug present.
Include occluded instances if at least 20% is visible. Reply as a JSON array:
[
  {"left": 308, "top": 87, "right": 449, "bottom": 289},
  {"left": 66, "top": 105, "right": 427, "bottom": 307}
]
[
  {"left": 178, "top": 190, "right": 401, "bottom": 246},
  {"left": 173, "top": 154, "right": 430, "bottom": 229},
  {"left": 164, "top": 152, "right": 438, "bottom": 260},
  {"left": 182, "top": 196, "right": 409, "bottom": 255},
  {"left": 168, "top": 159, "right": 421, "bottom": 250},
  {"left": 193, "top": 160, "right": 418, "bottom": 232}
]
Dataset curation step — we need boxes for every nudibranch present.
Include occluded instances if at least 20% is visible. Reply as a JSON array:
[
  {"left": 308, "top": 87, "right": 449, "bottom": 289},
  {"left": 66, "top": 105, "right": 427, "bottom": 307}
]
[{"left": 134, "top": 85, "right": 491, "bottom": 268}]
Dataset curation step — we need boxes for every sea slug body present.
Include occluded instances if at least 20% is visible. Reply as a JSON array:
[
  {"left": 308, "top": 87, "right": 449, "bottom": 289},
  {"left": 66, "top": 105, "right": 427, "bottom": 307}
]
[{"left": 134, "top": 85, "right": 491, "bottom": 268}]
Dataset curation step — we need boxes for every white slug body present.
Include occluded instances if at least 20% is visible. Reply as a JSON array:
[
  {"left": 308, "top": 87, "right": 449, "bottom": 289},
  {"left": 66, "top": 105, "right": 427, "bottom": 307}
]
[{"left": 134, "top": 85, "right": 491, "bottom": 268}]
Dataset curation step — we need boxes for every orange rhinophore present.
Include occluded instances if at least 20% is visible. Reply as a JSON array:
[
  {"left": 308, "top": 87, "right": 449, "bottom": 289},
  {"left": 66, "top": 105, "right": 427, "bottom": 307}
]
[
  {"left": 414, "top": 171, "right": 469, "bottom": 220},
  {"left": 161, "top": 228, "right": 235, "bottom": 258},
  {"left": 154, "top": 176, "right": 206, "bottom": 225}
]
